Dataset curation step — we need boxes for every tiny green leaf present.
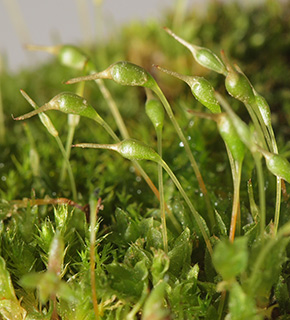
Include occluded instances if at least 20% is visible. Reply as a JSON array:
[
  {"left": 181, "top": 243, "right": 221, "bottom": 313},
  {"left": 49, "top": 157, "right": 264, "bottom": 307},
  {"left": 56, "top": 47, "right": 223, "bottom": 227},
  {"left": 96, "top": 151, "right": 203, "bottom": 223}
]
[
  {"left": 228, "top": 282, "right": 262, "bottom": 320},
  {"left": 142, "top": 281, "right": 169, "bottom": 320},
  {"left": 151, "top": 249, "right": 170, "bottom": 286},
  {"left": 48, "top": 232, "right": 65, "bottom": 276},
  {"left": 0, "top": 257, "right": 18, "bottom": 302},
  {"left": 213, "top": 237, "right": 248, "bottom": 281}
]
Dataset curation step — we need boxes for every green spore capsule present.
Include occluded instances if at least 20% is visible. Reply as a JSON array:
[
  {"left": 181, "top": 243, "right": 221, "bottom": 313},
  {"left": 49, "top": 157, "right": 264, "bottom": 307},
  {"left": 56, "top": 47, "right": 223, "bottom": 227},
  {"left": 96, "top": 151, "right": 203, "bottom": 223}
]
[
  {"left": 145, "top": 96, "right": 165, "bottom": 131},
  {"left": 26, "top": 44, "right": 95, "bottom": 71},
  {"left": 66, "top": 61, "right": 157, "bottom": 89},
  {"left": 217, "top": 113, "right": 245, "bottom": 163},
  {"left": 215, "top": 92, "right": 256, "bottom": 153},
  {"left": 254, "top": 91, "right": 272, "bottom": 127},
  {"left": 118, "top": 139, "right": 161, "bottom": 162},
  {"left": 58, "top": 45, "right": 95, "bottom": 71},
  {"left": 261, "top": 150, "right": 290, "bottom": 183},
  {"left": 221, "top": 51, "right": 255, "bottom": 104},
  {"left": 155, "top": 65, "right": 221, "bottom": 113},
  {"left": 74, "top": 139, "right": 161, "bottom": 163},
  {"left": 164, "top": 27, "right": 227, "bottom": 75},
  {"left": 14, "top": 92, "right": 102, "bottom": 123}
]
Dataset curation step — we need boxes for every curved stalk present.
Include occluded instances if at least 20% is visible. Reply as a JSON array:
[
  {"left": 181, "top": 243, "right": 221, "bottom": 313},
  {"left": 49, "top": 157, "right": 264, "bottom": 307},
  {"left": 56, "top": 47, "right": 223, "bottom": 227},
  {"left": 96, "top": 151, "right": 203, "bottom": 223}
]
[
  {"left": 55, "top": 136, "right": 78, "bottom": 201},
  {"left": 152, "top": 85, "right": 215, "bottom": 231},
  {"left": 160, "top": 159, "right": 213, "bottom": 255},
  {"left": 228, "top": 156, "right": 242, "bottom": 242},
  {"left": 20, "top": 90, "right": 77, "bottom": 201},
  {"left": 253, "top": 153, "right": 266, "bottom": 240},
  {"left": 157, "top": 128, "right": 167, "bottom": 254}
]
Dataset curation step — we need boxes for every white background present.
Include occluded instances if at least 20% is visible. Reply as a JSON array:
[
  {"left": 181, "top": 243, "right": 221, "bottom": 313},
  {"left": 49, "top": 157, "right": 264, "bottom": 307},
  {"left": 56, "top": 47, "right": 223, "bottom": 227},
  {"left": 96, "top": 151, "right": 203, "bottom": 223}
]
[{"left": 0, "top": 0, "right": 273, "bottom": 72}]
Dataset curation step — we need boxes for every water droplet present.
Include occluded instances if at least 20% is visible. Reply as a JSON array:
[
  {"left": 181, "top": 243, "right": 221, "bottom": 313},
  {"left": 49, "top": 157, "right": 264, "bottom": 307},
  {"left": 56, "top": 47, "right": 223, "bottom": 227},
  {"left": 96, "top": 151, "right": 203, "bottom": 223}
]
[
  {"left": 136, "top": 176, "right": 141, "bottom": 182},
  {"left": 214, "top": 202, "right": 218, "bottom": 206},
  {"left": 137, "top": 189, "right": 142, "bottom": 195},
  {"left": 1, "top": 176, "right": 6, "bottom": 182},
  {"left": 189, "top": 120, "right": 194, "bottom": 127},
  {"left": 0, "top": 163, "right": 4, "bottom": 169},
  {"left": 129, "top": 166, "right": 135, "bottom": 173},
  {"left": 187, "top": 136, "right": 192, "bottom": 141},
  {"left": 179, "top": 141, "right": 184, "bottom": 147},
  {"left": 199, "top": 193, "right": 204, "bottom": 197},
  {"left": 52, "top": 192, "right": 56, "bottom": 197}
]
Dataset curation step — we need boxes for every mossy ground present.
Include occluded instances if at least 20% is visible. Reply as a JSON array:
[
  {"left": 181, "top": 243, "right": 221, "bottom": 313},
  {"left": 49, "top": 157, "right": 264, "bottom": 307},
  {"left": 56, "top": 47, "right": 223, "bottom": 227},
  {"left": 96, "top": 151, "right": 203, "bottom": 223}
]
[{"left": 0, "top": 1, "right": 290, "bottom": 319}]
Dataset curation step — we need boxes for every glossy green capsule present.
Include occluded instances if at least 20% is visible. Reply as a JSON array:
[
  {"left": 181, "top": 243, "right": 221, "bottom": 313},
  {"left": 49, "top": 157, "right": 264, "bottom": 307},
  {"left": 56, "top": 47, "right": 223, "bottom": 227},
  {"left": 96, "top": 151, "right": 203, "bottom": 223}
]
[
  {"left": 14, "top": 92, "right": 102, "bottom": 123},
  {"left": 75, "top": 139, "right": 161, "bottom": 163},
  {"left": 155, "top": 65, "right": 221, "bottom": 113},
  {"left": 221, "top": 51, "right": 255, "bottom": 104},
  {"left": 73, "top": 139, "right": 213, "bottom": 254},
  {"left": 27, "top": 44, "right": 95, "bottom": 72},
  {"left": 66, "top": 61, "right": 157, "bottom": 89},
  {"left": 145, "top": 96, "right": 165, "bottom": 131},
  {"left": 164, "top": 27, "right": 227, "bottom": 75},
  {"left": 215, "top": 92, "right": 256, "bottom": 152},
  {"left": 217, "top": 113, "right": 245, "bottom": 163},
  {"left": 261, "top": 150, "right": 290, "bottom": 183},
  {"left": 254, "top": 90, "right": 272, "bottom": 127}
]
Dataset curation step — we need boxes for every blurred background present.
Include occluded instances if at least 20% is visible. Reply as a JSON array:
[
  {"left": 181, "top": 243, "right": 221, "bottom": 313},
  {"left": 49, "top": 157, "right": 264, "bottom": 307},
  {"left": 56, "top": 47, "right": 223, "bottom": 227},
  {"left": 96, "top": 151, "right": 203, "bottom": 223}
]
[{"left": 0, "top": 0, "right": 271, "bottom": 73}]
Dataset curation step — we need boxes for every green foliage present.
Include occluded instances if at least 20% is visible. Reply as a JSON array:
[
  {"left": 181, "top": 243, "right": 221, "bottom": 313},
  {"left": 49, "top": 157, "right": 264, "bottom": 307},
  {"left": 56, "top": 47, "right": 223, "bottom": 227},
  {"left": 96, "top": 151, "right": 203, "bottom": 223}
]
[{"left": 1, "top": 1, "right": 290, "bottom": 319}]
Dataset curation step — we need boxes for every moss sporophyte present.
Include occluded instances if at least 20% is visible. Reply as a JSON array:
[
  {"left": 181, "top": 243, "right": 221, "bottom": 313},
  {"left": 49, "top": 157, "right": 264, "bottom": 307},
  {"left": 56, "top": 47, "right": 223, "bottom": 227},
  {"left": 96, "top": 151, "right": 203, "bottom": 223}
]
[
  {"left": 66, "top": 60, "right": 216, "bottom": 230},
  {"left": 7, "top": 4, "right": 290, "bottom": 317}
]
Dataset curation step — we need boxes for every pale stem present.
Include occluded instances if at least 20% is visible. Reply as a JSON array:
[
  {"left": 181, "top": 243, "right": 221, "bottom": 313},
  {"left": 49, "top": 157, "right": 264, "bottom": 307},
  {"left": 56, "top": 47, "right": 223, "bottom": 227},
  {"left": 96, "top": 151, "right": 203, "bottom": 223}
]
[
  {"left": 268, "top": 125, "right": 281, "bottom": 235},
  {"left": 93, "top": 77, "right": 130, "bottom": 140},
  {"left": 90, "top": 77, "right": 180, "bottom": 231},
  {"left": 60, "top": 117, "right": 78, "bottom": 184},
  {"left": 55, "top": 136, "right": 78, "bottom": 201},
  {"left": 229, "top": 158, "right": 242, "bottom": 242},
  {"left": 157, "top": 128, "right": 168, "bottom": 254},
  {"left": 244, "top": 102, "right": 267, "bottom": 150},
  {"left": 152, "top": 84, "right": 215, "bottom": 231},
  {"left": 253, "top": 153, "right": 266, "bottom": 240},
  {"left": 61, "top": 81, "right": 84, "bottom": 183},
  {"left": 89, "top": 197, "right": 101, "bottom": 320},
  {"left": 160, "top": 159, "right": 213, "bottom": 255},
  {"left": 20, "top": 90, "right": 77, "bottom": 201}
]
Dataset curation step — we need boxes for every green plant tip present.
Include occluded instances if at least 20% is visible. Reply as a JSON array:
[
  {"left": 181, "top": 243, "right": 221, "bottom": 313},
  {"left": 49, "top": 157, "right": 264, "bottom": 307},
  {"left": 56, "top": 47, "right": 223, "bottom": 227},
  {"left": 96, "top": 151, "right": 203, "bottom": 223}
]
[
  {"left": 221, "top": 51, "right": 255, "bottom": 104},
  {"left": 58, "top": 45, "right": 95, "bottom": 71},
  {"left": 217, "top": 113, "right": 245, "bottom": 163},
  {"left": 66, "top": 61, "right": 157, "bottom": 89},
  {"left": 155, "top": 65, "right": 221, "bottom": 113},
  {"left": 74, "top": 139, "right": 161, "bottom": 163},
  {"left": 164, "top": 27, "right": 227, "bottom": 75},
  {"left": 26, "top": 44, "right": 94, "bottom": 71},
  {"left": 145, "top": 97, "right": 165, "bottom": 130},
  {"left": 254, "top": 91, "right": 272, "bottom": 127},
  {"left": 15, "top": 92, "right": 101, "bottom": 123},
  {"left": 118, "top": 139, "right": 161, "bottom": 162},
  {"left": 262, "top": 151, "right": 290, "bottom": 183}
]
